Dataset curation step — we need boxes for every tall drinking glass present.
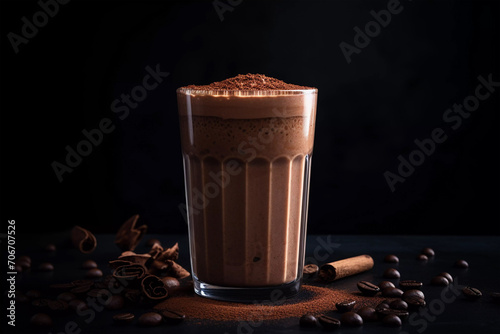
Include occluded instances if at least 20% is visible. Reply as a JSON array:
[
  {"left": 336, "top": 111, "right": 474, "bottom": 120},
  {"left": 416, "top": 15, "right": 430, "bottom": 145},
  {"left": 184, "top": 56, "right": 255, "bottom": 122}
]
[{"left": 177, "top": 87, "right": 317, "bottom": 302}]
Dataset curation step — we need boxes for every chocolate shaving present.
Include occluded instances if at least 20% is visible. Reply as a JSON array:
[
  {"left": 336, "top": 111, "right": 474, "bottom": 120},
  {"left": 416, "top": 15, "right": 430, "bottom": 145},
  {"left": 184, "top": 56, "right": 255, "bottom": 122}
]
[
  {"left": 115, "top": 214, "right": 147, "bottom": 251},
  {"left": 71, "top": 226, "right": 97, "bottom": 254},
  {"left": 157, "top": 243, "right": 179, "bottom": 262},
  {"left": 108, "top": 259, "right": 132, "bottom": 269},
  {"left": 148, "top": 242, "right": 164, "bottom": 259},
  {"left": 141, "top": 275, "right": 169, "bottom": 301},
  {"left": 113, "top": 264, "right": 147, "bottom": 287},
  {"left": 118, "top": 251, "right": 152, "bottom": 267},
  {"left": 165, "top": 260, "right": 190, "bottom": 279}
]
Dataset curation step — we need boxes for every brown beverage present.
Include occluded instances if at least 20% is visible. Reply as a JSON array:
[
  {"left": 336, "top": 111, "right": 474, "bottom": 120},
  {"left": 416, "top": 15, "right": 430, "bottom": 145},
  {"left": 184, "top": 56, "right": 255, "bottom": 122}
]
[{"left": 177, "top": 74, "right": 317, "bottom": 301}]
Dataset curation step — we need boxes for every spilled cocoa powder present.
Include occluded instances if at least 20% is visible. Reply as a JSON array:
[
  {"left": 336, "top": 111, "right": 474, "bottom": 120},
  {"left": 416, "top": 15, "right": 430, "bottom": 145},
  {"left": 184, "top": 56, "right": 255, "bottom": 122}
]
[
  {"left": 155, "top": 285, "right": 393, "bottom": 322},
  {"left": 184, "top": 73, "right": 315, "bottom": 91}
]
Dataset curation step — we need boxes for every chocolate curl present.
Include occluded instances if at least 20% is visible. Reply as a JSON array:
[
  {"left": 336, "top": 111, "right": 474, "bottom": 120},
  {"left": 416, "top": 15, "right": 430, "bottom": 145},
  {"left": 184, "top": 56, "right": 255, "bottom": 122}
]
[
  {"left": 71, "top": 226, "right": 97, "bottom": 254},
  {"left": 148, "top": 242, "right": 164, "bottom": 260},
  {"left": 165, "top": 260, "right": 190, "bottom": 279},
  {"left": 108, "top": 259, "right": 132, "bottom": 270},
  {"left": 115, "top": 214, "right": 147, "bottom": 251},
  {"left": 118, "top": 251, "right": 152, "bottom": 267},
  {"left": 141, "top": 275, "right": 169, "bottom": 301},
  {"left": 112, "top": 264, "right": 147, "bottom": 287},
  {"left": 157, "top": 243, "right": 179, "bottom": 262}
]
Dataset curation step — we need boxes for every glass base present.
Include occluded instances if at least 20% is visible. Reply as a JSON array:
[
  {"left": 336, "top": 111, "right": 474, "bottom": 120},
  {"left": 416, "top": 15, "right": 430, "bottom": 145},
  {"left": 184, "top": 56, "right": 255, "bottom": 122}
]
[{"left": 193, "top": 276, "right": 302, "bottom": 303}]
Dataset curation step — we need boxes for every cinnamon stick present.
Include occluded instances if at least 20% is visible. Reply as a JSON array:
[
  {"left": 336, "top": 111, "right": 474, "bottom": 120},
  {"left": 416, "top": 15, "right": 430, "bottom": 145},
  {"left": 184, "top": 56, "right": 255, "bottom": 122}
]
[{"left": 318, "top": 255, "right": 374, "bottom": 282}]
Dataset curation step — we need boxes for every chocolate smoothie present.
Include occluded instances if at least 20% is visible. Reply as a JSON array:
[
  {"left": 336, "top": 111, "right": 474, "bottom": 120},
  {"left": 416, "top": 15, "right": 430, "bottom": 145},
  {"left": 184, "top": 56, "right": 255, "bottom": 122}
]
[{"left": 177, "top": 74, "right": 317, "bottom": 294}]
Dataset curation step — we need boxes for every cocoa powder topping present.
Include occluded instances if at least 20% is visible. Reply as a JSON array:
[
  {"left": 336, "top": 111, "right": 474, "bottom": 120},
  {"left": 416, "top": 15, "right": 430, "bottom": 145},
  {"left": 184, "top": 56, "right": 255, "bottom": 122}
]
[{"left": 184, "top": 74, "right": 314, "bottom": 91}]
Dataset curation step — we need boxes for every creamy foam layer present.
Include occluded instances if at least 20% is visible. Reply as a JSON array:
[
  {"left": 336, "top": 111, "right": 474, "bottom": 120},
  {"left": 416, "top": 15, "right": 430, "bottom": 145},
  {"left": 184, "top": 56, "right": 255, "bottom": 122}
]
[{"left": 177, "top": 90, "right": 317, "bottom": 119}]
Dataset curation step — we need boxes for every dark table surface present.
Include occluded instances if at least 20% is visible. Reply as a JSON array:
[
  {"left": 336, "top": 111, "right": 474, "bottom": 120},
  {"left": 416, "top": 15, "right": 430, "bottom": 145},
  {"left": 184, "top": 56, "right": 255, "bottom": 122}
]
[{"left": 3, "top": 234, "right": 500, "bottom": 334}]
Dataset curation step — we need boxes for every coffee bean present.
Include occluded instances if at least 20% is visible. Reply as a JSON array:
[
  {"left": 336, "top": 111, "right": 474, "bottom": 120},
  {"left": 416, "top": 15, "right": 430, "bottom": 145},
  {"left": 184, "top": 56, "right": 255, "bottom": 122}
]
[
  {"left": 30, "top": 313, "right": 53, "bottom": 328},
  {"left": 38, "top": 262, "right": 54, "bottom": 272},
  {"left": 113, "top": 312, "right": 135, "bottom": 325},
  {"left": 16, "top": 260, "right": 31, "bottom": 270},
  {"left": 303, "top": 264, "right": 319, "bottom": 278},
  {"left": 57, "top": 292, "right": 77, "bottom": 302},
  {"left": 105, "top": 295, "right": 125, "bottom": 310},
  {"left": 357, "top": 281, "right": 380, "bottom": 296},
  {"left": 430, "top": 275, "right": 449, "bottom": 286},
  {"left": 357, "top": 307, "right": 378, "bottom": 322},
  {"left": 82, "top": 260, "right": 98, "bottom": 269},
  {"left": 463, "top": 287, "right": 482, "bottom": 300},
  {"left": 16, "top": 293, "right": 29, "bottom": 303},
  {"left": 416, "top": 254, "right": 428, "bottom": 262},
  {"left": 318, "top": 315, "right": 341, "bottom": 330},
  {"left": 384, "top": 254, "right": 399, "bottom": 263},
  {"left": 383, "top": 314, "right": 402, "bottom": 327},
  {"left": 421, "top": 247, "right": 435, "bottom": 257},
  {"left": 377, "top": 308, "right": 409, "bottom": 321},
  {"left": 71, "top": 285, "right": 91, "bottom": 295},
  {"left": 138, "top": 312, "right": 163, "bottom": 327},
  {"left": 45, "top": 243, "right": 56, "bottom": 252},
  {"left": 378, "top": 281, "right": 395, "bottom": 290},
  {"left": 18, "top": 255, "right": 31, "bottom": 264},
  {"left": 161, "top": 276, "right": 180, "bottom": 293},
  {"left": 383, "top": 268, "right": 400, "bottom": 279},
  {"left": 405, "top": 296, "right": 426, "bottom": 311},
  {"left": 161, "top": 309, "right": 186, "bottom": 325},
  {"left": 32, "top": 299, "right": 50, "bottom": 308},
  {"left": 491, "top": 292, "right": 500, "bottom": 303},
  {"left": 87, "top": 288, "right": 107, "bottom": 298},
  {"left": 376, "top": 302, "right": 390, "bottom": 313},
  {"left": 454, "top": 259, "right": 469, "bottom": 268},
  {"left": 86, "top": 268, "right": 103, "bottom": 278},
  {"left": 68, "top": 299, "right": 88, "bottom": 311},
  {"left": 340, "top": 311, "right": 363, "bottom": 327},
  {"left": 15, "top": 264, "right": 23, "bottom": 272},
  {"left": 72, "top": 279, "right": 94, "bottom": 287},
  {"left": 439, "top": 272, "right": 453, "bottom": 283},
  {"left": 50, "top": 283, "right": 75, "bottom": 290},
  {"left": 26, "top": 290, "right": 42, "bottom": 299},
  {"left": 381, "top": 287, "right": 403, "bottom": 298},
  {"left": 336, "top": 299, "right": 356, "bottom": 312},
  {"left": 48, "top": 300, "right": 69, "bottom": 312},
  {"left": 299, "top": 314, "right": 318, "bottom": 328},
  {"left": 389, "top": 299, "right": 408, "bottom": 310},
  {"left": 399, "top": 280, "right": 423, "bottom": 291},
  {"left": 403, "top": 289, "right": 425, "bottom": 301}
]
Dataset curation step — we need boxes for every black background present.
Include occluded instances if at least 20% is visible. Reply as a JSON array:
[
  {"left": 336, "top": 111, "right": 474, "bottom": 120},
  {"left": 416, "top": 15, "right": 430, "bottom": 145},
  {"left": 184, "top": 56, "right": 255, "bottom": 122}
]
[{"left": 1, "top": 0, "right": 499, "bottom": 236}]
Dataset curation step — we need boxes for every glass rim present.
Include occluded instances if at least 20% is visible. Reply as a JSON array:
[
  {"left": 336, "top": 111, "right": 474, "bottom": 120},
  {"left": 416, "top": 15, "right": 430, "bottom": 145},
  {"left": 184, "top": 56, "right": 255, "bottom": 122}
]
[{"left": 176, "top": 87, "right": 318, "bottom": 96}]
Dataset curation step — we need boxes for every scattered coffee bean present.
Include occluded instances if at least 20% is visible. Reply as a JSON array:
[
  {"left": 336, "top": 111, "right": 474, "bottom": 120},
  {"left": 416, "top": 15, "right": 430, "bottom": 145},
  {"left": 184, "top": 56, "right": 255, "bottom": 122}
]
[
  {"left": 381, "top": 287, "right": 403, "bottom": 298},
  {"left": 400, "top": 280, "right": 423, "bottom": 291},
  {"left": 383, "top": 314, "right": 402, "bottom": 327},
  {"left": 16, "top": 259, "right": 31, "bottom": 270},
  {"left": 82, "top": 260, "right": 98, "bottom": 269},
  {"left": 26, "top": 290, "right": 42, "bottom": 299},
  {"left": 403, "top": 289, "right": 425, "bottom": 301},
  {"left": 463, "top": 287, "right": 482, "bottom": 300},
  {"left": 357, "top": 307, "right": 378, "bottom": 322},
  {"left": 431, "top": 275, "right": 449, "bottom": 286},
  {"left": 378, "top": 281, "right": 395, "bottom": 290},
  {"left": 105, "top": 295, "right": 125, "bottom": 310},
  {"left": 113, "top": 312, "right": 135, "bottom": 325},
  {"left": 45, "top": 243, "right": 56, "bottom": 252},
  {"left": 383, "top": 268, "right": 400, "bottom": 279},
  {"left": 48, "top": 300, "right": 69, "bottom": 312},
  {"left": 389, "top": 299, "right": 408, "bottom": 310},
  {"left": 57, "top": 292, "right": 77, "bottom": 302},
  {"left": 454, "top": 259, "right": 469, "bottom": 268},
  {"left": 18, "top": 255, "right": 32, "bottom": 264},
  {"left": 336, "top": 299, "right": 356, "bottom": 312},
  {"left": 318, "top": 315, "right": 341, "bottom": 330},
  {"left": 421, "top": 247, "right": 435, "bottom": 257},
  {"left": 384, "top": 254, "right": 399, "bottom": 263},
  {"left": 71, "top": 284, "right": 91, "bottom": 295},
  {"left": 16, "top": 293, "right": 29, "bottom": 303},
  {"left": 87, "top": 288, "right": 106, "bottom": 298},
  {"left": 161, "top": 309, "right": 186, "bottom": 325},
  {"left": 416, "top": 254, "right": 428, "bottom": 262},
  {"left": 357, "top": 281, "right": 380, "bottom": 296},
  {"left": 376, "top": 302, "right": 390, "bottom": 312},
  {"left": 439, "top": 272, "right": 453, "bottom": 283},
  {"left": 303, "top": 264, "right": 319, "bottom": 278},
  {"left": 86, "top": 268, "right": 103, "bottom": 278},
  {"left": 491, "top": 292, "right": 500, "bottom": 303},
  {"left": 138, "top": 312, "right": 163, "bottom": 327},
  {"left": 161, "top": 276, "right": 180, "bottom": 293},
  {"left": 30, "top": 313, "right": 53, "bottom": 328},
  {"left": 38, "top": 262, "right": 54, "bottom": 272},
  {"left": 377, "top": 308, "right": 409, "bottom": 321},
  {"left": 68, "top": 299, "right": 88, "bottom": 311},
  {"left": 15, "top": 264, "right": 23, "bottom": 272},
  {"left": 340, "top": 311, "right": 363, "bottom": 327},
  {"left": 299, "top": 314, "right": 318, "bottom": 328},
  {"left": 32, "top": 299, "right": 50, "bottom": 308},
  {"left": 405, "top": 296, "right": 426, "bottom": 311}
]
